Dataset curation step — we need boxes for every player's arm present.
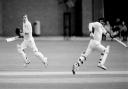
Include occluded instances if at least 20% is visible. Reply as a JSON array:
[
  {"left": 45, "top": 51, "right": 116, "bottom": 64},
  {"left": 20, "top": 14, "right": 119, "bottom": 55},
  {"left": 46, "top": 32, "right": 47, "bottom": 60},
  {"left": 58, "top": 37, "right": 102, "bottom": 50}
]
[
  {"left": 6, "top": 28, "right": 23, "bottom": 42},
  {"left": 88, "top": 23, "right": 94, "bottom": 39},
  {"left": 101, "top": 25, "right": 111, "bottom": 38},
  {"left": 101, "top": 24, "right": 114, "bottom": 39}
]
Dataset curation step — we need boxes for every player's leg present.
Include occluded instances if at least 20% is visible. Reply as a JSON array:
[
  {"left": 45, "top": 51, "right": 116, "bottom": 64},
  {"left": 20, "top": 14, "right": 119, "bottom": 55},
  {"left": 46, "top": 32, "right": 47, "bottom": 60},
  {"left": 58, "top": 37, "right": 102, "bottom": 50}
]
[
  {"left": 72, "top": 51, "right": 88, "bottom": 75},
  {"left": 17, "top": 42, "right": 30, "bottom": 66},
  {"left": 34, "top": 50, "right": 48, "bottom": 67},
  {"left": 96, "top": 44, "right": 110, "bottom": 70},
  {"left": 99, "top": 45, "right": 109, "bottom": 65},
  {"left": 72, "top": 41, "right": 93, "bottom": 75},
  {"left": 30, "top": 40, "right": 48, "bottom": 67}
]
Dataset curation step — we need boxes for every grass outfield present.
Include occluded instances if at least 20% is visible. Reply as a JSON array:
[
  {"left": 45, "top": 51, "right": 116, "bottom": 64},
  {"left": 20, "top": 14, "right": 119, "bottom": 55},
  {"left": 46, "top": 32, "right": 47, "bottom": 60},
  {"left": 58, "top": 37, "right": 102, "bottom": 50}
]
[
  {"left": 0, "top": 39, "right": 127, "bottom": 71},
  {"left": 0, "top": 39, "right": 128, "bottom": 89}
]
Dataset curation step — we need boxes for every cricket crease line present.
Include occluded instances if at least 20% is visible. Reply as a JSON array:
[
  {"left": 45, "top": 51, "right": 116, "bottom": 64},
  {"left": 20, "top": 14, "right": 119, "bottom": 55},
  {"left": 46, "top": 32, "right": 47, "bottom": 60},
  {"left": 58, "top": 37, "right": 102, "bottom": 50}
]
[
  {"left": 0, "top": 71, "right": 128, "bottom": 76},
  {"left": 0, "top": 77, "right": 127, "bottom": 83}
]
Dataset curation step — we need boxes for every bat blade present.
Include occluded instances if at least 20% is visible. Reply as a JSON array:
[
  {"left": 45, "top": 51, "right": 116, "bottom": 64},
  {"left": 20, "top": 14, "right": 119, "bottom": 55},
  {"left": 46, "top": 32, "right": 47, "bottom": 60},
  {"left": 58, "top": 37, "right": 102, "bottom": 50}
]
[
  {"left": 113, "top": 38, "right": 128, "bottom": 47},
  {"left": 6, "top": 36, "right": 19, "bottom": 42}
]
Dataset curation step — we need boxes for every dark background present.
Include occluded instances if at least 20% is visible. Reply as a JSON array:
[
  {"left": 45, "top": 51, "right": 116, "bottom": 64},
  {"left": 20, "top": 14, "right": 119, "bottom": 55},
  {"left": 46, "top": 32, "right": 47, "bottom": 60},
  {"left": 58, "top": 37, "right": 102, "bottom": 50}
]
[
  {"left": 0, "top": 0, "right": 127, "bottom": 37},
  {"left": 104, "top": 0, "right": 128, "bottom": 25}
]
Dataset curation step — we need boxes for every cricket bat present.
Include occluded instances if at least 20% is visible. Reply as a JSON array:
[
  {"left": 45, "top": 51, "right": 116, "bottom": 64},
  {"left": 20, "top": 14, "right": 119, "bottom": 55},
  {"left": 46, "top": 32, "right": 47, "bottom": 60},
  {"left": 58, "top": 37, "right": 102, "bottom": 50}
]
[
  {"left": 6, "top": 36, "right": 19, "bottom": 42},
  {"left": 113, "top": 38, "right": 128, "bottom": 47}
]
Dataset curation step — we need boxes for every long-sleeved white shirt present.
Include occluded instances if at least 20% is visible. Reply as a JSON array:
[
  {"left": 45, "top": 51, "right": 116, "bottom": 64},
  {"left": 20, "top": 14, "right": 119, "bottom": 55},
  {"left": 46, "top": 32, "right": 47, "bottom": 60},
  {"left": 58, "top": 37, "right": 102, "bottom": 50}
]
[{"left": 88, "top": 22, "right": 106, "bottom": 42}]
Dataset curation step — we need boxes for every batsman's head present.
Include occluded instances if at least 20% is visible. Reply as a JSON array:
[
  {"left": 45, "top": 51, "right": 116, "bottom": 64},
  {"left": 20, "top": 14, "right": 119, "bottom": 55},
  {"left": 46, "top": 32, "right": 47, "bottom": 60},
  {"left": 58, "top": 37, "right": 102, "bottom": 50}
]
[
  {"left": 98, "top": 18, "right": 105, "bottom": 25},
  {"left": 23, "top": 14, "right": 28, "bottom": 23}
]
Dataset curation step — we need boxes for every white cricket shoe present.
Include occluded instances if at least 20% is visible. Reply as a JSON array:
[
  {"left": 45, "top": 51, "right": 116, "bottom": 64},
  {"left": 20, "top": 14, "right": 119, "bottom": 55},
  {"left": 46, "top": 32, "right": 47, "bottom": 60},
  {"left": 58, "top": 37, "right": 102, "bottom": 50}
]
[
  {"left": 72, "top": 64, "right": 76, "bottom": 75},
  {"left": 43, "top": 57, "right": 48, "bottom": 68},
  {"left": 97, "top": 63, "right": 107, "bottom": 70},
  {"left": 24, "top": 58, "right": 31, "bottom": 67},
  {"left": 72, "top": 63, "right": 80, "bottom": 75}
]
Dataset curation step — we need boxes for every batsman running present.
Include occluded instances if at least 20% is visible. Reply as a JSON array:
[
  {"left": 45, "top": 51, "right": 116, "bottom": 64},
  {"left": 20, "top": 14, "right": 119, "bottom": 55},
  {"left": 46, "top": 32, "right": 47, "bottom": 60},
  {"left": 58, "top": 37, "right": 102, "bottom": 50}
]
[
  {"left": 17, "top": 14, "right": 48, "bottom": 67},
  {"left": 72, "top": 19, "right": 110, "bottom": 75}
]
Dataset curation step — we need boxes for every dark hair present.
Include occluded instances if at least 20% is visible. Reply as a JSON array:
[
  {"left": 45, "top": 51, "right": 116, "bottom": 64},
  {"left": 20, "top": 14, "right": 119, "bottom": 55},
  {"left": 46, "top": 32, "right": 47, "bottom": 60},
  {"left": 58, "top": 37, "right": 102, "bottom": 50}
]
[{"left": 98, "top": 18, "right": 105, "bottom": 22}]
